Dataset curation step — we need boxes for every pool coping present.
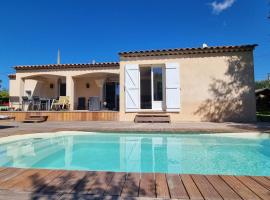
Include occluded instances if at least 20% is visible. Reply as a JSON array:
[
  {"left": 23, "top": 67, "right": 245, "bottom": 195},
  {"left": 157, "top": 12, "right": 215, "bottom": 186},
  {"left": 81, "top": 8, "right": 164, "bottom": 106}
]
[{"left": 0, "top": 130, "right": 268, "bottom": 144}]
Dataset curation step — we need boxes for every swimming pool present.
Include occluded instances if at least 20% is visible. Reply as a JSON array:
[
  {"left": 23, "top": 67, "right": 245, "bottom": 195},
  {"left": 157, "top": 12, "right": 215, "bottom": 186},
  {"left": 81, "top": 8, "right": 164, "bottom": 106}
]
[{"left": 0, "top": 132, "right": 269, "bottom": 176}]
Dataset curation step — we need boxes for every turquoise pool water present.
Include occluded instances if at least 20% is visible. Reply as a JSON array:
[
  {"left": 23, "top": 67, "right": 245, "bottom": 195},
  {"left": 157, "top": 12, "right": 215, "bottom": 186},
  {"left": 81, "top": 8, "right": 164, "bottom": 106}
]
[{"left": 0, "top": 132, "right": 269, "bottom": 176}]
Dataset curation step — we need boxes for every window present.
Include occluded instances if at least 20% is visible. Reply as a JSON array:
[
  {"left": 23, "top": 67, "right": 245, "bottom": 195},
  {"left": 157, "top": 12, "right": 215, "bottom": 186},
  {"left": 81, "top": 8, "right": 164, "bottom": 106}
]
[{"left": 153, "top": 67, "right": 163, "bottom": 101}]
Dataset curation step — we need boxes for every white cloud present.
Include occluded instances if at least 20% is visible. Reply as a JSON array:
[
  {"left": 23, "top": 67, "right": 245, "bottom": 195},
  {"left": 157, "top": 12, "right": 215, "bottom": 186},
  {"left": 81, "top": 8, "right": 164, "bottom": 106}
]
[{"left": 210, "top": 0, "right": 236, "bottom": 14}]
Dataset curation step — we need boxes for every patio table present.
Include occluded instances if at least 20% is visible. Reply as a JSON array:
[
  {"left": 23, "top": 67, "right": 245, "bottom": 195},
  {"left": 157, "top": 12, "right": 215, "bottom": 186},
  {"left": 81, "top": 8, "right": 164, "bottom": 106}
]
[{"left": 40, "top": 98, "right": 53, "bottom": 111}]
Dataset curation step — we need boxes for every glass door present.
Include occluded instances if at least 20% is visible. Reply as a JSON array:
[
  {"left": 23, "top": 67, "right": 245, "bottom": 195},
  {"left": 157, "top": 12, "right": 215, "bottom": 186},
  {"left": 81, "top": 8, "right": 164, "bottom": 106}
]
[
  {"left": 140, "top": 66, "right": 164, "bottom": 110},
  {"left": 151, "top": 67, "right": 163, "bottom": 110},
  {"left": 140, "top": 67, "right": 152, "bottom": 109}
]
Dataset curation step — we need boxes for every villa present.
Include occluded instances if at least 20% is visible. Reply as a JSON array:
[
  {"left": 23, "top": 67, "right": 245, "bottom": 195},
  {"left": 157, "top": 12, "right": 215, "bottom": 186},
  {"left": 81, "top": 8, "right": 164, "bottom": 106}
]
[
  {"left": 8, "top": 44, "right": 257, "bottom": 122},
  {"left": 2, "top": 44, "right": 270, "bottom": 200}
]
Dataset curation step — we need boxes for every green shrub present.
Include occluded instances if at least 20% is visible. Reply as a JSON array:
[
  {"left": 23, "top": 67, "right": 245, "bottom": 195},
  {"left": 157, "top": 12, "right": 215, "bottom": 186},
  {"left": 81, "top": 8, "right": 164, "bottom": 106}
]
[{"left": 255, "top": 80, "right": 270, "bottom": 90}]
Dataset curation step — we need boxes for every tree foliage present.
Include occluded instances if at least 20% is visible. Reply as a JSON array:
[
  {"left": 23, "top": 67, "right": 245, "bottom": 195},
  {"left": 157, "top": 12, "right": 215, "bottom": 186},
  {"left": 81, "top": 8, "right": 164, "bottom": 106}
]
[
  {"left": 255, "top": 80, "right": 270, "bottom": 90},
  {"left": 0, "top": 79, "right": 9, "bottom": 98},
  {"left": 0, "top": 89, "right": 9, "bottom": 98}
]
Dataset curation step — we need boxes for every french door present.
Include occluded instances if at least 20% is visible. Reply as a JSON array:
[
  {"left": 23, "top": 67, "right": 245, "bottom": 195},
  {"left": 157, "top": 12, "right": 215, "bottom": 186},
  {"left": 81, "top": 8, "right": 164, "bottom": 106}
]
[{"left": 140, "top": 66, "right": 163, "bottom": 110}]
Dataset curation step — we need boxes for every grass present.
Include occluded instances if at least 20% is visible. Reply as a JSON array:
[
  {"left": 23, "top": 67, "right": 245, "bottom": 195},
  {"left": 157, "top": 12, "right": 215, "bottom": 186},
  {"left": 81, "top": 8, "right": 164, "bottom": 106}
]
[{"left": 257, "top": 111, "right": 270, "bottom": 122}]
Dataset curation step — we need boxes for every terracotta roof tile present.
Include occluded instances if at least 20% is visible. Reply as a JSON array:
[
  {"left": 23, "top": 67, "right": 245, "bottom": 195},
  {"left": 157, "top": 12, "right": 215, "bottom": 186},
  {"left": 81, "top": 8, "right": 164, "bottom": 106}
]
[
  {"left": 14, "top": 62, "right": 119, "bottom": 70},
  {"left": 8, "top": 74, "right": 16, "bottom": 79},
  {"left": 119, "top": 44, "right": 258, "bottom": 57}
]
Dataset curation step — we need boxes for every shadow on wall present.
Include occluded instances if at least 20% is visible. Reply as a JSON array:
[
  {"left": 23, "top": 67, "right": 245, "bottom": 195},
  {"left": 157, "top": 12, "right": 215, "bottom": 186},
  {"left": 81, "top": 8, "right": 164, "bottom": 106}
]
[
  {"left": 32, "top": 81, "right": 43, "bottom": 97},
  {"left": 194, "top": 55, "right": 256, "bottom": 122}
]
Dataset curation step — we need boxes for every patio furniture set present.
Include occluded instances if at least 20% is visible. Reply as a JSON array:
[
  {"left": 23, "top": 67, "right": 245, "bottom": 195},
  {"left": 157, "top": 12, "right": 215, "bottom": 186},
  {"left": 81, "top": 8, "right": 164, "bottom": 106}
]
[
  {"left": 7, "top": 96, "right": 105, "bottom": 111},
  {"left": 9, "top": 96, "right": 70, "bottom": 111}
]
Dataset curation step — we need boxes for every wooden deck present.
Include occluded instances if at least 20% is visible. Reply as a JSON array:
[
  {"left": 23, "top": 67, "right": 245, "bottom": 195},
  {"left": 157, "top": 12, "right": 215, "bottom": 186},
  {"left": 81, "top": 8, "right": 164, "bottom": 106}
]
[
  {"left": 0, "top": 168, "right": 269, "bottom": 199},
  {"left": 0, "top": 111, "right": 119, "bottom": 122}
]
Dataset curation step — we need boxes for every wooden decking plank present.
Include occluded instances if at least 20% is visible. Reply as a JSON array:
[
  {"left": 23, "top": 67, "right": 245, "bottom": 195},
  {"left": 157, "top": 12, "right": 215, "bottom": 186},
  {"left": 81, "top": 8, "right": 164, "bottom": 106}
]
[
  {"left": 32, "top": 170, "right": 66, "bottom": 193},
  {"left": 86, "top": 171, "right": 114, "bottom": 195},
  {"left": 155, "top": 173, "right": 170, "bottom": 199},
  {"left": 11, "top": 169, "right": 52, "bottom": 192},
  {"left": 0, "top": 167, "right": 269, "bottom": 200},
  {"left": 121, "top": 173, "right": 140, "bottom": 197},
  {"left": 250, "top": 176, "right": 270, "bottom": 190},
  {"left": 0, "top": 169, "right": 39, "bottom": 190},
  {"left": 56, "top": 170, "right": 87, "bottom": 193},
  {"left": 0, "top": 168, "right": 25, "bottom": 185},
  {"left": 139, "top": 173, "right": 156, "bottom": 198},
  {"left": 192, "top": 175, "right": 222, "bottom": 200},
  {"left": 0, "top": 168, "right": 14, "bottom": 179},
  {"left": 105, "top": 172, "right": 126, "bottom": 196},
  {"left": 73, "top": 171, "right": 98, "bottom": 194},
  {"left": 181, "top": 174, "right": 204, "bottom": 200},
  {"left": 38, "top": 170, "right": 74, "bottom": 194},
  {"left": 236, "top": 176, "right": 270, "bottom": 200},
  {"left": 206, "top": 175, "right": 241, "bottom": 200},
  {"left": 166, "top": 174, "right": 189, "bottom": 199},
  {"left": 221, "top": 175, "right": 261, "bottom": 200},
  {"left": 0, "top": 168, "right": 7, "bottom": 173}
]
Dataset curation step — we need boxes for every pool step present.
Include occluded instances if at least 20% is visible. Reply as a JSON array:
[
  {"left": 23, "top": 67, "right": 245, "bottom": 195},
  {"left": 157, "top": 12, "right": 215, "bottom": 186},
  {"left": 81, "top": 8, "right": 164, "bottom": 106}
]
[
  {"left": 23, "top": 115, "right": 48, "bottom": 123},
  {"left": 134, "top": 114, "right": 170, "bottom": 123}
]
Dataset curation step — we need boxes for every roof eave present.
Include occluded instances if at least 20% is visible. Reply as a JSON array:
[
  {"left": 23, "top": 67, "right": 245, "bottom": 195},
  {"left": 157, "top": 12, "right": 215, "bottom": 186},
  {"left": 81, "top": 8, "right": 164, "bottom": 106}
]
[
  {"left": 14, "top": 62, "right": 120, "bottom": 71},
  {"left": 119, "top": 44, "right": 258, "bottom": 58}
]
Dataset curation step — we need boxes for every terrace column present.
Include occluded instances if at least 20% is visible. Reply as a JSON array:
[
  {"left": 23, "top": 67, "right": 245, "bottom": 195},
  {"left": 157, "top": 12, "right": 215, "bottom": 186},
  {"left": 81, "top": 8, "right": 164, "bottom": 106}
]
[
  {"left": 66, "top": 76, "right": 74, "bottom": 110},
  {"left": 95, "top": 79, "right": 105, "bottom": 109},
  {"left": 19, "top": 78, "right": 25, "bottom": 104}
]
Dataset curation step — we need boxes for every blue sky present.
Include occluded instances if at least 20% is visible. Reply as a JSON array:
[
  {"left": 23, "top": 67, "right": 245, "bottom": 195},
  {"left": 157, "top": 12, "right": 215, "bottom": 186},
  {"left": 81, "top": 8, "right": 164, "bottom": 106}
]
[{"left": 0, "top": 0, "right": 269, "bottom": 89}]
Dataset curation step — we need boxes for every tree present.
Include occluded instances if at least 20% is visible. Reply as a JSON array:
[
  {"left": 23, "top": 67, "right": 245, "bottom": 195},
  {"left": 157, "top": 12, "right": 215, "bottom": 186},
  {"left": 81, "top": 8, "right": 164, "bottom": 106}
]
[
  {"left": 0, "top": 80, "right": 8, "bottom": 98},
  {"left": 0, "top": 89, "right": 9, "bottom": 98},
  {"left": 255, "top": 80, "right": 270, "bottom": 90}
]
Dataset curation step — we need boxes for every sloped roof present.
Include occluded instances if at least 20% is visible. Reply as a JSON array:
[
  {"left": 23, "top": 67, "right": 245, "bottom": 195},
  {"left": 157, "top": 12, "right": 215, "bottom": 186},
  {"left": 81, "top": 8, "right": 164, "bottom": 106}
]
[
  {"left": 119, "top": 44, "right": 257, "bottom": 58},
  {"left": 14, "top": 62, "right": 119, "bottom": 71},
  {"left": 8, "top": 74, "right": 16, "bottom": 79},
  {"left": 256, "top": 88, "right": 270, "bottom": 96}
]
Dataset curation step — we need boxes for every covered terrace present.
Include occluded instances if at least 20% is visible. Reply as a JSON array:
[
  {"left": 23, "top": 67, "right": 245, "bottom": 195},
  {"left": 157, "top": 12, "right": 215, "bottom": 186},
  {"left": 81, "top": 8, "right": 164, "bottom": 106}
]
[{"left": 9, "top": 62, "right": 120, "bottom": 112}]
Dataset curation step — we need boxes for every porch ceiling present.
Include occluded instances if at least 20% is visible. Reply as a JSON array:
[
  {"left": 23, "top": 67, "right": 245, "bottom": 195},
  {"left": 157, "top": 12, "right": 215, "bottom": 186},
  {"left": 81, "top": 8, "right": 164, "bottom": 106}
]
[
  {"left": 22, "top": 74, "right": 65, "bottom": 81},
  {"left": 73, "top": 72, "right": 119, "bottom": 79}
]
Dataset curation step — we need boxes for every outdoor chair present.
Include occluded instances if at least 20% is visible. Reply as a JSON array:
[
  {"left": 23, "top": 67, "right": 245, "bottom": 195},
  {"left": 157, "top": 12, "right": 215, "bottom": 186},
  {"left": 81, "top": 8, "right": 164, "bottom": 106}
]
[
  {"left": 77, "top": 97, "right": 86, "bottom": 110},
  {"left": 51, "top": 96, "right": 70, "bottom": 110},
  {"left": 9, "top": 96, "right": 22, "bottom": 111},
  {"left": 32, "top": 96, "right": 41, "bottom": 110},
  {"left": 88, "top": 96, "right": 101, "bottom": 111},
  {"left": 22, "top": 96, "right": 30, "bottom": 111}
]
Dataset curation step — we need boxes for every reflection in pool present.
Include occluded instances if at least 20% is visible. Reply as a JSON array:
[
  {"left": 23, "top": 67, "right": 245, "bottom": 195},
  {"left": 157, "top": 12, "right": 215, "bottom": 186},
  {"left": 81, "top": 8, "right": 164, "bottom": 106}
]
[{"left": 0, "top": 132, "right": 269, "bottom": 176}]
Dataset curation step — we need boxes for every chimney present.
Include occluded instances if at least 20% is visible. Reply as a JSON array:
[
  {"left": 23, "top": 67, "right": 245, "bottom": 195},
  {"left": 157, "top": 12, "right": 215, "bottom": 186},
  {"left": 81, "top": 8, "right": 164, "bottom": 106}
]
[
  {"left": 202, "top": 43, "right": 208, "bottom": 48},
  {"left": 57, "top": 49, "right": 61, "bottom": 64}
]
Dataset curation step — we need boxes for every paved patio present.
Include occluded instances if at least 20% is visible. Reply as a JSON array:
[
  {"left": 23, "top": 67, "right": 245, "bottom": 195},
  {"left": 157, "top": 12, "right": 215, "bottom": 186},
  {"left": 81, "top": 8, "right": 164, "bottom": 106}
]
[{"left": 0, "top": 121, "right": 269, "bottom": 138}]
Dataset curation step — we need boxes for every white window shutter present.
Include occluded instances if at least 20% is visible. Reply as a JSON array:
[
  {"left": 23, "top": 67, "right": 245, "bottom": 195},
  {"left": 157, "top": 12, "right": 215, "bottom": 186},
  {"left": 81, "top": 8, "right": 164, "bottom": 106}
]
[
  {"left": 125, "top": 64, "right": 140, "bottom": 112},
  {"left": 165, "top": 63, "right": 180, "bottom": 112}
]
